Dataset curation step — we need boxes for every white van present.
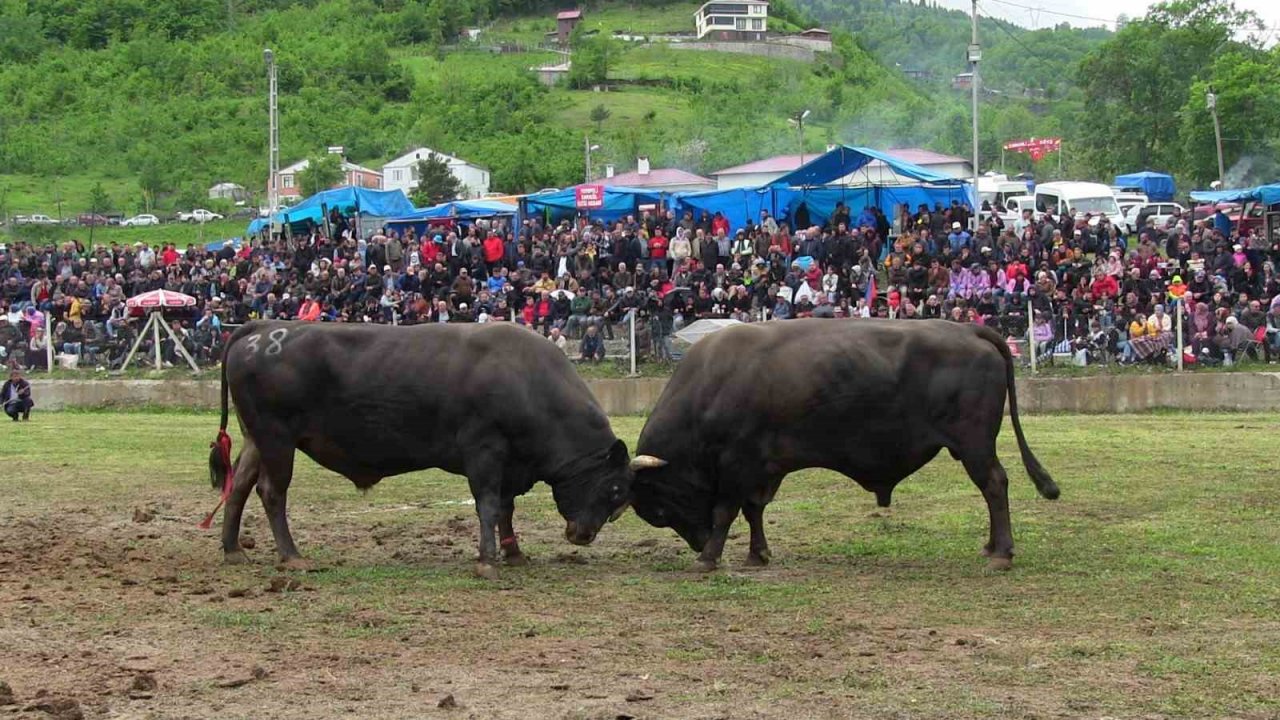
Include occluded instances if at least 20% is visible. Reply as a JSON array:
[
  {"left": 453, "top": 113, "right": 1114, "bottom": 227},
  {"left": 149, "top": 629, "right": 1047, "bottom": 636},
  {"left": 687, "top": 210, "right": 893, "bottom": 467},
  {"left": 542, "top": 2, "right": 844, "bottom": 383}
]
[
  {"left": 999, "top": 195, "right": 1038, "bottom": 226},
  {"left": 1033, "top": 181, "right": 1124, "bottom": 228},
  {"left": 978, "top": 175, "right": 1031, "bottom": 210}
]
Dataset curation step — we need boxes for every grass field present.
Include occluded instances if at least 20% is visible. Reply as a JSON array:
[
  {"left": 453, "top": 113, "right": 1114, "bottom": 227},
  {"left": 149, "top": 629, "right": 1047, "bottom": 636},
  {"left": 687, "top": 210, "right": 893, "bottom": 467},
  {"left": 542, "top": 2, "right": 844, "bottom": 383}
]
[
  {"left": 0, "top": 174, "right": 140, "bottom": 219},
  {"left": 2, "top": 218, "right": 248, "bottom": 248},
  {"left": 1, "top": 411, "right": 1277, "bottom": 718}
]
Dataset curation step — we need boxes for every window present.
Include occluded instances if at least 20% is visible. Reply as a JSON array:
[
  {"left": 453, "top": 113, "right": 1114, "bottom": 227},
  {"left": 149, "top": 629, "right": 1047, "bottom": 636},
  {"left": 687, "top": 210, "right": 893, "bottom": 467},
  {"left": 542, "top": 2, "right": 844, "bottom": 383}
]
[
  {"left": 1035, "top": 193, "right": 1058, "bottom": 214},
  {"left": 710, "top": 15, "right": 734, "bottom": 25},
  {"left": 735, "top": 17, "right": 746, "bottom": 30},
  {"left": 392, "top": 169, "right": 403, "bottom": 182},
  {"left": 751, "top": 18, "right": 763, "bottom": 30},
  {"left": 282, "top": 175, "right": 294, "bottom": 189}
]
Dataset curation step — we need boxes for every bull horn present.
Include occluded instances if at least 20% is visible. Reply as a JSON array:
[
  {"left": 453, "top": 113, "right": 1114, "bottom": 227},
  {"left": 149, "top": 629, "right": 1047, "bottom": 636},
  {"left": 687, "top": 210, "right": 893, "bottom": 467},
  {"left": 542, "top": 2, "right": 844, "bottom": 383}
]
[
  {"left": 608, "top": 500, "right": 632, "bottom": 523},
  {"left": 630, "top": 455, "right": 668, "bottom": 471}
]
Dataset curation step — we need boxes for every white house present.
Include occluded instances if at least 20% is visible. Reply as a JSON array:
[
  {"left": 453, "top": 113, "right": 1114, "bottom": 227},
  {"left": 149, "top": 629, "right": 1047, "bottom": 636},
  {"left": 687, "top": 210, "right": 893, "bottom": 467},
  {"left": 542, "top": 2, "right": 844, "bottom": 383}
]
[
  {"left": 382, "top": 148, "right": 490, "bottom": 200},
  {"left": 273, "top": 158, "right": 383, "bottom": 200},
  {"left": 695, "top": 1, "right": 768, "bottom": 41}
]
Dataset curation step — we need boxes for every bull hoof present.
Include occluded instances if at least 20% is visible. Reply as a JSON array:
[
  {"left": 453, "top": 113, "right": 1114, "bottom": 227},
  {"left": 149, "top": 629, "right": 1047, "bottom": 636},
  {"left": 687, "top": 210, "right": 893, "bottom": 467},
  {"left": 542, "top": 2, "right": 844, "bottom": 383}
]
[
  {"left": 691, "top": 559, "right": 719, "bottom": 574},
  {"left": 223, "top": 549, "right": 251, "bottom": 565},
  {"left": 275, "top": 557, "right": 314, "bottom": 572},
  {"left": 744, "top": 550, "right": 771, "bottom": 567},
  {"left": 474, "top": 562, "right": 500, "bottom": 581},
  {"left": 986, "top": 557, "right": 1013, "bottom": 572},
  {"left": 504, "top": 552, "right": 530, "bottom": 567}
]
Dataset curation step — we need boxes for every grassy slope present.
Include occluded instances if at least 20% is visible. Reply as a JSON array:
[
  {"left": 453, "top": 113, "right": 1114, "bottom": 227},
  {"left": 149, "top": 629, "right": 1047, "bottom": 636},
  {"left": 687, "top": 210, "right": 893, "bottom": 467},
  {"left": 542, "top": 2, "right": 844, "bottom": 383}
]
[
  {"left": 5, "top": 219, "right": 249, "bottom": 248},
  {"left": 1, "top": 411, "right": 1277, "bottom": 716},
  {"left": 0, "top": 174, "right": 140, "bottom": 219}
]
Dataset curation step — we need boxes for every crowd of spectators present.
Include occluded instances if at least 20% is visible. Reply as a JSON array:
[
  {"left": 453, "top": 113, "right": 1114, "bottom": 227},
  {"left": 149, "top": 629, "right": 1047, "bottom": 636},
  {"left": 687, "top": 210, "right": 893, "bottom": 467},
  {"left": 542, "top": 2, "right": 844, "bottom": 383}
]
[{"left": 2, "top": 196, "right": 1279, "bottom": 371}]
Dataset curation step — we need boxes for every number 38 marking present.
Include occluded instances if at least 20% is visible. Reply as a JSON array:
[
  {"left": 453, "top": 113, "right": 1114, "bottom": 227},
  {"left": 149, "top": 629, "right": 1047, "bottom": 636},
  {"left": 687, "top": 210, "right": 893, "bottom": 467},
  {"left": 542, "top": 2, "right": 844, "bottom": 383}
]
[{"left": 243, "top": 328, "right": 289, "bottom": 357}]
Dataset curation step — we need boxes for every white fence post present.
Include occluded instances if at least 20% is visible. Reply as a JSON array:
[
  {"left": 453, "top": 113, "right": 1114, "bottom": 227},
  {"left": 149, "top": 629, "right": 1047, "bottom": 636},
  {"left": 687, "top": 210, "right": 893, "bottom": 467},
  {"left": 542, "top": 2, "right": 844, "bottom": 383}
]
[
  {"left": 1027, "top": 295, "right": 1037, "bottom": 374},
  {"left": 44, "top": 311, "right": 53, "bottom": 373},
  {"left": 629, "top": 310, "right": 637, "bottom": 377},
  {"left": 1176, "top": 298, "right": 1184, "bottom": 371}
]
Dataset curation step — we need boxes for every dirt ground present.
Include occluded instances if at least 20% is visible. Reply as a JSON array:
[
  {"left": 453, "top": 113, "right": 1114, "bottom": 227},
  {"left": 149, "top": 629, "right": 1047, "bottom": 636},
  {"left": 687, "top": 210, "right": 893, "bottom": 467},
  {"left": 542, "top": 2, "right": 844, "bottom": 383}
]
[{"left": 2, "top": 413, "right": 1278, "bottom": 719}]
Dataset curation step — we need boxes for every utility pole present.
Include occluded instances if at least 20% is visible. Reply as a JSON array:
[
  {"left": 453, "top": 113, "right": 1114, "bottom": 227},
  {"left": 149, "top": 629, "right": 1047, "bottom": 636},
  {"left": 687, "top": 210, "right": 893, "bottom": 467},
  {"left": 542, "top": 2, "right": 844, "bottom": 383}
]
[
  {"left": 265, "top": 49, "right": 279, "bottom": 226},
  {"left": 791, "top": 109, "right": 811, "bottom": 166},
  {"left": 584, "top": 135, "right": 600, "bottom": 183},
  {"left": 968, "top": 0, "right": 982, "bottom": 230},
  {"left": 1206, "top": 88, "right": 1225, "bottom": 186}
]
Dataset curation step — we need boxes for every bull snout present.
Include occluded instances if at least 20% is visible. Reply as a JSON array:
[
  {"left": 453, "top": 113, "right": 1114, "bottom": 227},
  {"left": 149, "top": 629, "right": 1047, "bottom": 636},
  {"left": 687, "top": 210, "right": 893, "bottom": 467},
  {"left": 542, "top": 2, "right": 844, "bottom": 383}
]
[{"left": 565, "top": 521, "right": 597, "bottom": 546}]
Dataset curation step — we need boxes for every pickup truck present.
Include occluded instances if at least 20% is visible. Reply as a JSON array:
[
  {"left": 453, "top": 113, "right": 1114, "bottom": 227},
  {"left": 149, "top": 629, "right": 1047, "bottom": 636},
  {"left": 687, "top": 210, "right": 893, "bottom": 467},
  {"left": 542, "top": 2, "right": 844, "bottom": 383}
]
[
  {"left": 14, "top": 214, "right": 58, "bottom": 226},
  {"left": 177, "top": 209, "right": 224, "bottom": 223}
]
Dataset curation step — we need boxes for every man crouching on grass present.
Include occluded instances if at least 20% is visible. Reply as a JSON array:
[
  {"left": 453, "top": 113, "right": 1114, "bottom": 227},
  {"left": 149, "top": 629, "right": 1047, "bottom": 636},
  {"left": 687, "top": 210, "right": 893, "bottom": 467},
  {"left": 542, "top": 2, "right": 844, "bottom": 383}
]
[{"left": 2, "top": 368, "right": 33, "bottom": 422}]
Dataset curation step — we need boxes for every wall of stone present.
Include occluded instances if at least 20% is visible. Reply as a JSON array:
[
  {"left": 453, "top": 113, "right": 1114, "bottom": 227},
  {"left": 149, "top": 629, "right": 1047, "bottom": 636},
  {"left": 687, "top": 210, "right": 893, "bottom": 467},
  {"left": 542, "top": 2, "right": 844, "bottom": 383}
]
[{"left": 25, "top": 373, "right": 1280, "bottom": 416}]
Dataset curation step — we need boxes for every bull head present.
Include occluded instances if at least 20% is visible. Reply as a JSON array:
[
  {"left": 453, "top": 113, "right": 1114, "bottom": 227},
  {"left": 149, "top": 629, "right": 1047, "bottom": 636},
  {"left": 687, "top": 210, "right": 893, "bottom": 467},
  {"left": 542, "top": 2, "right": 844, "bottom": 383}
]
[{"left": 629, "top": 455, "right": 668, "bottom": 471}]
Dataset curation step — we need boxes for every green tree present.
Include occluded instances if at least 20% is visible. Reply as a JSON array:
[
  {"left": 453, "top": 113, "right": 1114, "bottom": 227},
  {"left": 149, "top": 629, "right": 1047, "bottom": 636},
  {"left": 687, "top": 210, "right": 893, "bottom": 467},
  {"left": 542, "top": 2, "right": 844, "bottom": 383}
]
[
  {"left": 297, "top": 155, "right": 344, "bottom": 197},
  {"left": 589, "top": 103, "right": 611, "bottom": 133},
  {"left": 567, "top": 35, "right": 618, "bottom": 89},
  {"left": 88, "top": 181, "right": 111, "bottom": 213},
  {"left": 1076, "top": 0, "right": 1264, "bottom": 177},
  {"left": 409, "top": 153, "right": 463, "bottom": 206},
  {"left": 1178, "top": 48, "right": 1280, "bottom": 186}
]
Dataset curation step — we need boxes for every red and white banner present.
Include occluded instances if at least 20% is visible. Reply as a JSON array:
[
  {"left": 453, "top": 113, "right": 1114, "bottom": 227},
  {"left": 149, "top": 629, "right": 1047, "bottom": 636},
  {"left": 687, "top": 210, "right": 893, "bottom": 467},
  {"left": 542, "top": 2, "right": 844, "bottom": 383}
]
[
  {"left": 1002, "top": 137, "right": 1061, "bottom": 161},
  {"left": 574, "top": 184, "right": 604, "bottom": 210}
]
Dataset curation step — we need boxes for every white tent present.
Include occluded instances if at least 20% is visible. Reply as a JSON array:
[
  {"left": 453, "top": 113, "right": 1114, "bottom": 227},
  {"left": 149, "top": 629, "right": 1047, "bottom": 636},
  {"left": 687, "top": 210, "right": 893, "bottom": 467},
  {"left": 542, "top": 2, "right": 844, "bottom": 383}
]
[{"left": 674, "top": 318, "right": 743, "bottom": 345}]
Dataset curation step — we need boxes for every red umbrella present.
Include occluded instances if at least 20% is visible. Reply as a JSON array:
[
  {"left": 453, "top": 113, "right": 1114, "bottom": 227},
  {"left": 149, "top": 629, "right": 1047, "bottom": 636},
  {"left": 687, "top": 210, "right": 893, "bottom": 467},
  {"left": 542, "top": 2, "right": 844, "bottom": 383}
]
[{"left": 126, "top": 289, "right": 197, "bottom": 316}]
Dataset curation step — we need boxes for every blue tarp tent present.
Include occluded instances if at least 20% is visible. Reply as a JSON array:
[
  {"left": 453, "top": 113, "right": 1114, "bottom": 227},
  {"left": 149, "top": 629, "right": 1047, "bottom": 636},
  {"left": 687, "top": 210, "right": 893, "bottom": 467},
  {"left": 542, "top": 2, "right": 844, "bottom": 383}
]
[
  {"left": 1115, "top": 171, "right": 1175, "bottom": 202},
  {"left": 388, "top": 199, "right": 517, "bottom": 222},
  {"left": 246, "top": 186, "right": 415, "bottom": 235},
  {"left": 669, "top": 187, "right": 791, "bottom": 235},
  {"left": 1190, "top": 183, "right": 1280, "bottom": 206},
  {"left": 770, "top": 145, "right": 967, "bottom": 188},
  {"left": 522, "top": 185, "right": 666, "bottom": 223}
]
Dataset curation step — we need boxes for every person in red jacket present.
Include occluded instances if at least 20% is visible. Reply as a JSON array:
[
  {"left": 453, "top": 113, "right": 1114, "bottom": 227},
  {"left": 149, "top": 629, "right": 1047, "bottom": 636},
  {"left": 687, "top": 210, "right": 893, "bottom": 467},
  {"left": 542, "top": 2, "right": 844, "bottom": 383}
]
[
  {"left": 1090, "top": 269, "right": 1119, "bottom": 302},
  {"left": 648, "top": 231, "right": 669, "bottom": 273},
  {"left": 161, "top": 244, "right": 180, "bottom": 267},
  {"left": 482, "top": 232, "right": 504, "bottom": 275},
  {"left": 421, "top": 235, "right": 441, "bottom": 266},
  {"left": 297, "top": 295, "right": 322, "bottom": 321},
  {"left": 711, "top": 212, "right": 730, "bottom": 239}
]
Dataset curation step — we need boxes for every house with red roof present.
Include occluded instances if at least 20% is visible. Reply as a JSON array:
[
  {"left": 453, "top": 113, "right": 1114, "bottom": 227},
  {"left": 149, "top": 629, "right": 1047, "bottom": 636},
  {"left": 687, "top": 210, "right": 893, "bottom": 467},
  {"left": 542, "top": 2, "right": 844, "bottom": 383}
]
[
  {"left": 601, "top": 157, "right": 716, "bottom": 193},
  {"left": 556, "top": 9, "right": 583, "bottom": 44}
]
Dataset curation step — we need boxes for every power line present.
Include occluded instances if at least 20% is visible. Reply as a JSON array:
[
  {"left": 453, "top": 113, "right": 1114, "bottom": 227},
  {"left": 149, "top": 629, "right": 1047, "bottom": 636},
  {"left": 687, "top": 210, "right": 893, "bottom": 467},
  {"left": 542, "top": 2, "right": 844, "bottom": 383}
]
[{"left": 983, "top": 0, "right": 1116, "bottom": 26}]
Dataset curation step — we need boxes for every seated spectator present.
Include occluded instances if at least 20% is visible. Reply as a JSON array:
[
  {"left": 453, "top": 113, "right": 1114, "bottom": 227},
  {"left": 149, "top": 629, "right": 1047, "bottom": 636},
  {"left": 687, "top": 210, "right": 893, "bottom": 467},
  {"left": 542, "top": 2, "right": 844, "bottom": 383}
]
[
  {"left": 579, "top": 324, "right": 605, "bottom": 363},
  {"left": 547, "top": 326, "right": 568, "bottom": 355}
]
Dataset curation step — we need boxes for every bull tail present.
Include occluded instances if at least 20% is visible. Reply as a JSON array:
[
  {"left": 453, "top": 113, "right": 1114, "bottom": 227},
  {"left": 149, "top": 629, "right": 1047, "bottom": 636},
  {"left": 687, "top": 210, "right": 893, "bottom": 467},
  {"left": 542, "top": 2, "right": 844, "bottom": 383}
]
[
  {"left": 980, "top": 327, "right": 1060, "bottom": 500},
  {"left": 199, "top": 324, "right": 250, "bottom": 528}
]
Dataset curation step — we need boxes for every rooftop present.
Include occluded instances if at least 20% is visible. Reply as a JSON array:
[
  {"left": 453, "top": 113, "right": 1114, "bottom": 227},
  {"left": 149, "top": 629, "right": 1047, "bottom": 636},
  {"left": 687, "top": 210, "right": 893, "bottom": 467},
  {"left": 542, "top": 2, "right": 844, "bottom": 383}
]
[
  {"left": 556, "top": 9, "right": 582, "bottom": 20},
  {"left": 711, "top": 154, "right": 807, "bottom": 176},
  {"left": 602, "top": 168, "right": 715, "bottom": 188}
]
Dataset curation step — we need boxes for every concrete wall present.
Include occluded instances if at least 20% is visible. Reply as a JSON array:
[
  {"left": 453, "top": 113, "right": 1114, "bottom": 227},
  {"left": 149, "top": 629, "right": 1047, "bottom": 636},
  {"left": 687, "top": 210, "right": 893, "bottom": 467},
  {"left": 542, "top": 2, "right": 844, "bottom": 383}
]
[
  {"left": 25, "top": 373, "right": 1280, "bottom": 416},
  {"left": 667, "top": 41, "right": 816, "bottom": 64}
]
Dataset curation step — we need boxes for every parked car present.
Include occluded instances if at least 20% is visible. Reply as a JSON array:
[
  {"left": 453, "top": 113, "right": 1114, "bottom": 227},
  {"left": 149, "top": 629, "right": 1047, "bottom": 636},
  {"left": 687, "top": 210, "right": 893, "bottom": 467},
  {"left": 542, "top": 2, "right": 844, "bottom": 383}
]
[
  {"left": 178, "top": 209, "right": 224, "bottom": 223},
  {"left": 1193, "top": 201, "right": 1265, "bottom": 236},
  {"left": 1124, "top": 202, "right": 1187, "bottom": 234},
  {"left": 22, "top": 214, "right": 58, "bottom": 225},
  {"left": 77, "top": 213, "right": 109, "bottom": 226},
  {"left": 121, "top": 214, "right": 160, "bottom": 227}
]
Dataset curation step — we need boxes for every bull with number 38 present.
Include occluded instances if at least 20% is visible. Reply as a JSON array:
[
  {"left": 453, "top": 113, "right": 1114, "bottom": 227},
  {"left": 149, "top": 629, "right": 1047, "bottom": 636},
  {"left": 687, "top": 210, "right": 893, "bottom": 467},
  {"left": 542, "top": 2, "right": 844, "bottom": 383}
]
[{"left": 202, "top": 320, "right": 633, "bottom": 580}]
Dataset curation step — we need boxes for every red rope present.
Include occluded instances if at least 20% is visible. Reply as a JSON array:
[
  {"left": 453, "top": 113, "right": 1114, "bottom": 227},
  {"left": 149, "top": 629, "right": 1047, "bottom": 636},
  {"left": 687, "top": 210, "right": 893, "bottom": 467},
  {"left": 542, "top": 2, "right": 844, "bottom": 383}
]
[{"left": 197, "top": 430, "right": 234, "bottom": 529}]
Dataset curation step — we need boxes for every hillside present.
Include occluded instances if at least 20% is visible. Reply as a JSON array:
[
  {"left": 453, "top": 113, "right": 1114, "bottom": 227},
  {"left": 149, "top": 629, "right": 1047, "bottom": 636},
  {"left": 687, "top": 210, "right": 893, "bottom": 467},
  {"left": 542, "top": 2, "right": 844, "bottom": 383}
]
[{"left": 0, "top": 0, "right": 931, "bottom": 219}]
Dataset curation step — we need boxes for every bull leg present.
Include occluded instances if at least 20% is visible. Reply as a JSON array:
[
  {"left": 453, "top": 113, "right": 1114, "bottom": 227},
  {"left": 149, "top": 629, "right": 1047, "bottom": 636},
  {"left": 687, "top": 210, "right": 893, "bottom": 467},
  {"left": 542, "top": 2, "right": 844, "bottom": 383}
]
[
  {"left": 464, "top": 450, "right": 506, "bottom": 580},
  {"left": 962, "top": 455, "right": 1015, "bottom": 570},
  {"left": 693, "top": 502, "right": 740, "bottom": 573},
  {"left": 221, "top": 442, "right": 261, "bottom": 564},
  {"left": 498, "top": 496, "right": 528, "bottom": 566},
  {"left": 742, "top": 501, "right": 771, "bottom": 567},
  {"left": 256, "top": 444, "right": 305, "bottom": 569}
]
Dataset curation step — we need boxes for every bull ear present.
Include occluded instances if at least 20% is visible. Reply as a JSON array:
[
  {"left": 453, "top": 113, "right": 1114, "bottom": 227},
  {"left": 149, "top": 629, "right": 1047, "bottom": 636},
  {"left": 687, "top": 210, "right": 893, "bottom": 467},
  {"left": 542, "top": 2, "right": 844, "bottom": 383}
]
[{"left": 607, "top": 439, "right": 629, "bottom": 467}]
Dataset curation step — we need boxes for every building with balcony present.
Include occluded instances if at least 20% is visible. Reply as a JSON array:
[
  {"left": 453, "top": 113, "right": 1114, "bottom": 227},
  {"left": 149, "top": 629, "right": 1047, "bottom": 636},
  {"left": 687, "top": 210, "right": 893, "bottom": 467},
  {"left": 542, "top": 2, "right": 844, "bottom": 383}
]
[{"left": 694, "top": 1, "right": 768, "bottom": 41}]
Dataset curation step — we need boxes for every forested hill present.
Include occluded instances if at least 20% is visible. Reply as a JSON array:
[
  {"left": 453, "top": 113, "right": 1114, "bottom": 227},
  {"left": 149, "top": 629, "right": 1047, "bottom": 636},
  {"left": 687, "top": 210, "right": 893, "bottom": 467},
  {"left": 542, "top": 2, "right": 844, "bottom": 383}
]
[
  {"left": 794, "top": 0, "right": 1111, "bottom": 98},
  {"left": 0, "top": 0, "right": 933, "bottom": 214}
]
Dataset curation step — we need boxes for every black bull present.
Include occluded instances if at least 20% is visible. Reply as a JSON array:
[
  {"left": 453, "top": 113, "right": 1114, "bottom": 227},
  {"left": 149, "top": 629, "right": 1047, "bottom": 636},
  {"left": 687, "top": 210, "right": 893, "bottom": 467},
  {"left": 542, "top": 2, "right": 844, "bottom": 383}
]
[
  {"left": 628, "top": 318, "right": 1060, "bottom": 571},
  {"left": 206, "top": 320, "right": 631, "bottom": 578}
]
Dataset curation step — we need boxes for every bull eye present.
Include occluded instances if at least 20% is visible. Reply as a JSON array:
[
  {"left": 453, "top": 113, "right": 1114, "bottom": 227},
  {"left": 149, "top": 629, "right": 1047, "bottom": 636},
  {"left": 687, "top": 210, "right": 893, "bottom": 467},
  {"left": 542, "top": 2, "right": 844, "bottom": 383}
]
[{"left": 610, "top": 485, "right": 618, "bottom": 493}]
